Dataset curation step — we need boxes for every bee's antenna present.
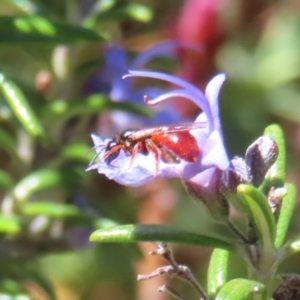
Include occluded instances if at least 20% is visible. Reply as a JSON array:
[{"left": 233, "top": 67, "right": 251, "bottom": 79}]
[
  {"left": 86, "top": 145, "right": 106, "bottom": 167},
  {"left": 85, "top": 143, "right": 105, "bottom": 156}
]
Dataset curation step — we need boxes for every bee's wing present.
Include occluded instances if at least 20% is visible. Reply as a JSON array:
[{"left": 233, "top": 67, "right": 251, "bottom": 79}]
[{"left": 130, "top": 122, "right": 207, "bottom": 140}]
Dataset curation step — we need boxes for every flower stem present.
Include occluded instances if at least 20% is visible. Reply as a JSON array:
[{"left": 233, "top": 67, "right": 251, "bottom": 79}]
[{"left": 228, "top": 221, "right": 250, "bottom": 244}]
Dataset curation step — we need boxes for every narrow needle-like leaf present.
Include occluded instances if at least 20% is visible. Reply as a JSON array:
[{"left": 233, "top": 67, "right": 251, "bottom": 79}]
[
  {"left": 216, "top": 279, "right": 266, "bottom": 300},
  {"left": 238, "top": 185, "right": 276, "bottom": 252},
  {"left": 90, "top": 224, "right": 239, "bottom": 251},
  {"left": 207, "top": 249, "right": 229, "bottom": 298},
  {"left": 13, "top": 169, "right": 62, "bottom": 202},
  {"left": 275, "top": 183, "right": 296, "bottom": 249},
  {"left": 0, "top": 73, "right": 45, "bottom": 141},
  {"left": 262, "top": 124, "right": 285, "bottom": 192}
]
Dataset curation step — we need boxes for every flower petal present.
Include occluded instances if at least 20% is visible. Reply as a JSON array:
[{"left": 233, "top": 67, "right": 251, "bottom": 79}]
[
  {"left": 205, "top": 73, "right": 226, "bottom": 136},
  {"left": 124, "top": 71, "right": 215, "bottom": 131},
  {"left": 105, "top": 48, "right": 130, "bottom": 101},
  {"left": 201, "top": 129, "right": 229, "bottom": 170},
  {"left": 131, "top": 40, "right": 202, "bottom": 69}
]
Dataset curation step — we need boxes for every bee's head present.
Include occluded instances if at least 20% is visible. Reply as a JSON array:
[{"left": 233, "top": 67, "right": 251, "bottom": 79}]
[
  {"left": 119, "top": 129, "right": 137, "bottom": 147},
  {"left": 104, "top": 138, "right": 120, "bottom": 165},
  {"left": 105, "top": 139, "right": 118, "bottom": 150}
]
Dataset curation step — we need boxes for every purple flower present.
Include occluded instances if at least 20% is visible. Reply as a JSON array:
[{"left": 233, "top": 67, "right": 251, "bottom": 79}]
[
  {"left": 89, "top": 41, "right": 199, "bottom": 102},
  {"left": 85, "top": 42, "right": 201, "bottom": 129},
  {"left": 87, "top": 71, "right": 229, "bottom": 188}
]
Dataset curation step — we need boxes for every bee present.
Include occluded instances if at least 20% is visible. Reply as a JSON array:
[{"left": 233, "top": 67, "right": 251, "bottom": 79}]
[{"left": 90, "top": 122, "right": 205, "bottom": 173}]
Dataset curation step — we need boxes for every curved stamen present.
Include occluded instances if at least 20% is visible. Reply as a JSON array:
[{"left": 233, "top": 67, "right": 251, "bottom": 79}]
[
  {"left": 123, "top": 70, "right": 205, "bottom": 99},
  {"left": 88, "top": 144, "right": 107, "bottom": 167},
  {"left": 123, "top": 70, "right": 214, "bottom": 129},
  {"left": 143, "top": 89, "right": 215, "bottom": 133}
]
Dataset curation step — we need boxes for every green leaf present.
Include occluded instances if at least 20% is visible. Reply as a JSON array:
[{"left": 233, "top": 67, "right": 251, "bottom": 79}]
[
  {"left": 21, "top": 202, "right": 81, "bottom": 218},
  {"left": 0, "top": 170, "right": 15, "bottom": 190},
  {"left": 0, "top": 130, "right": 22, "bottom": 164},
  {"left": 267, "top": 87, "right": 300, "bottom": 123},
  {"left": 95, "top": 0, "right": 117, "bottom": 12},
  {"left": 216, "top": 279, "right": 266, "bottom": 300},
  {"left": 282, "top": 234, "right": 300, "bottom": 260},
  {"left": 0, "top": 73, "right": 45, "bottom": 141},
  {"left": 0, "top": 16, "right": 107, "bottom": 44},
  {"left": 0, "top": 129, "right": 16, "bottom": 154},
  {"left": 0, "top": 214, "right": 21, "bottom": 234},
  {"left": 238, "top": 185, "right": 276, "bottom": 251},
  {"left": 90, "top": 224, "right": 239, "bottom": 251},
  {"left": 0, "top": 278, "right": 26, "bottom": 295},
  {"left": 13, "top": 169, "right": 62, "bottom": 202},
  {"left": 275, "top": 183, "right": 296, "bottom": 249},
  {"left": 83, "top": 0, "right": 122, "bottom": 28},
  {"left": 93, "top": 218, "right": 119, "bottom": 229},
  {"left": 207, "top": 249, "right": 229, "bottom": 298},
  {"left": 124, "top": 4, "right": 153, "bottom": 22},
  {"left": 86, "top": 3, "right": 152, "bottom": 26},
  {"left": 255, "top": 11, "right": 300, "bottom": 88},
  {"left": 61, "top": 144, "right": 93, "bottom": 163},
  {"left": 74, "top": 57, "right": 104, "bottom": 76},
  {"left": 41, "top": 95, "right": 153, "bottom": 125},
  {"left": 262, "top": 124, "right": 285, "bottom": 192}
]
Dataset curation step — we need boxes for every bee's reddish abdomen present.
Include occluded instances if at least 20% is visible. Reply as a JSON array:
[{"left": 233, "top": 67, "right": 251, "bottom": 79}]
[{"left": 152, "top": 131, "right": 199, "bottom": 162}]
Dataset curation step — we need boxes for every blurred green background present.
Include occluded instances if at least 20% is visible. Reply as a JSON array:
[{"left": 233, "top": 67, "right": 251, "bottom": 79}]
[{"left": 0, "top": 0, "right": 299, "bottom": 299}]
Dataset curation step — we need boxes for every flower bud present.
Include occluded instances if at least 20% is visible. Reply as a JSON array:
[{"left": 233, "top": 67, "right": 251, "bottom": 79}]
[
  {"left": 184, "top": 168, "right": 229, "bottom": 223},
  {"left": 245, "top": 136, "right": 278, "bottom": 187},
  {"left": 221, "top": 157, "right": 249, "bottom": 213},
  {"left": 221, "top": 137, "right": 278, "bottom": 213},
  {"left": 273, "top": 273, "right": 300, "bottom": 300}
]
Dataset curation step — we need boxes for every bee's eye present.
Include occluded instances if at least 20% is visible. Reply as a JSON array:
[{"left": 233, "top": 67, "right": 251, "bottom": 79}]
[
  {"left": 106, "top": 139, "right": 118, "bottom": 150},
  {"left": 120, "top": 129, "right": 136, "bottom": 141}
]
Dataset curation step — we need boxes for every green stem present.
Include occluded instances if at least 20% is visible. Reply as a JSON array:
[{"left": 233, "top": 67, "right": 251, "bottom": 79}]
[{"left": 227, "top": 221, "right": 250, "bottom": 244}]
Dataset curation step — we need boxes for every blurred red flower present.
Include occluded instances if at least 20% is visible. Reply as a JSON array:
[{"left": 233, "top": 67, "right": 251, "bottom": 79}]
[{"left": 170, "top": 0, "right": 226, "bottom": 83}]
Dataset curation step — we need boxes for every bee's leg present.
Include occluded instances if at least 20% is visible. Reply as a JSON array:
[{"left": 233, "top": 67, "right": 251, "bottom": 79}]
[
  {"left": 126, "top": 142, "right": 141, "bottom": 170},
  {"left": 145, "top": 139, "right": 161, "bottom": 176},
  {"left": 87, "top": 141, "right": 111, "bottom": 167},
  {"left": 102, "top": 145, "right": 123, "bottom": 166},
  {"left": 159, "top": 146, "right": 180, "bottom": 164},
  {"left": 86, "top": 149, "right": 103, "bottom": 167}
]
